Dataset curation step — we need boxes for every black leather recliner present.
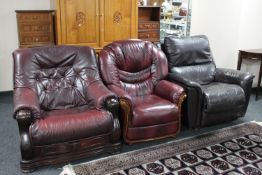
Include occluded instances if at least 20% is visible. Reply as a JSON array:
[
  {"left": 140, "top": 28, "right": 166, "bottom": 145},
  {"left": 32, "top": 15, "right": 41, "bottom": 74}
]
[{"left": 162, "top": 35, "right": 255, "bottom": 129}]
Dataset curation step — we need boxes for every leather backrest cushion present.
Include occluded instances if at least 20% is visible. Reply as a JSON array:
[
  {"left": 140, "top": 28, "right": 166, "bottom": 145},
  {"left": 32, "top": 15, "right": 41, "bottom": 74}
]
[
  {"left": 170, "top": 63, "right": 216, "bottom": 85},
  {"left": 99, "top": 40, "right": 168, "bottom": 96},
  {"left": 13, "top": 46, "right": 100, "bottom": 110},
  {"left": 163, "top": 35, "right": 216, "bottom": 84},
  {"left": 163, "top": 35, "right": 214, "bottom": 67}
]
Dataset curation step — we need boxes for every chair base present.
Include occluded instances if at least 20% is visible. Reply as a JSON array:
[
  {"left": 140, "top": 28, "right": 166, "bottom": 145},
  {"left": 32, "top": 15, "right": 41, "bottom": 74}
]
[{"left": 20, "top": 135, "right": 121, "bottom": 173}]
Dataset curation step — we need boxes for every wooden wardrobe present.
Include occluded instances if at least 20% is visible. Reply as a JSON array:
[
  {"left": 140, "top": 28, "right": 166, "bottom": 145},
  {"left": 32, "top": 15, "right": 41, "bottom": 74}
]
[{"left": 55, "top": 0, "right": 138, "bottom": 52}]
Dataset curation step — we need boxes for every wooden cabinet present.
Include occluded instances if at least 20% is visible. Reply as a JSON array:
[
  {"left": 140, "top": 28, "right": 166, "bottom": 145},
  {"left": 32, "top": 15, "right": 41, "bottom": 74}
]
[
  {"left": 138, "top": 6, "right": 160, "bottom": 42},
  {"left": 56, "top": 0, "right": 138, "bottom": 52},
  {"left": 16, "top": 10, "right": 55, "bottom": 48}
]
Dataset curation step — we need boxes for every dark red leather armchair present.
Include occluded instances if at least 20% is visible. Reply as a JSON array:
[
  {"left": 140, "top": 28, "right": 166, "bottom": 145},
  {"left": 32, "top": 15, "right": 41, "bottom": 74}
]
[
  {"left": 13, "top": 46, "right": 121, "bottom": 172},
  {"left": 99, "top": 40, "right": 186, "bottom": 144}
]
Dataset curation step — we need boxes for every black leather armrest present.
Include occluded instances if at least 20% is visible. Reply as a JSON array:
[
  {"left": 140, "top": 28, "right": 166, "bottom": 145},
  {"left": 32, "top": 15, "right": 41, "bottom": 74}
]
[
  {"left": 168, "top": 73, "right": 203, "bottom": 129},
  {"left": 214, "top": 68, "right": 255, "bottom": 85},
  {"left": 168, "top": 73, "right": 202, "bottom": 92},
  {"left": 215, "top": 68, "right": 255, "bottom": 108}
]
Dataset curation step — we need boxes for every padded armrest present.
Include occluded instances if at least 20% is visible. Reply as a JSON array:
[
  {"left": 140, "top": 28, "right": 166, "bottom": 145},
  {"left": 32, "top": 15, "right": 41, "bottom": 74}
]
[
  {"left": 214, "top": 68, "right": 255, "bottom": 85},
  {"left": 168, "top": 73, "right": 203, "bottom": 129},
  {"left": 155, "top": 80, "right": 186, "bottom": 105},
  {"left": 168, "top": 73, "right": 202, "bottom": 92},
  {"left": 108, "top": 85, "right": 133, "bottom": 105},
  {"left": 87, "top": 82, "right": 118, "bottom": 109},
  {"left": 108, "top": 85, "right": 134, "bottom": 124},
  {"left": 13, "top": 87, "right": 40, "bottom": 119}
]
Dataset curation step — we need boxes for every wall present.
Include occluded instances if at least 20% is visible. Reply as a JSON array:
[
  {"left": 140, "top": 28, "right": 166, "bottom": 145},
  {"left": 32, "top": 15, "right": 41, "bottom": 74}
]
[
  {"left": 237, "top": 0, "right": 262, "bottom": 85},
  {"left": 190, "top": 0, "right": 243, "bottom": 69},
  {"left": 190, "top": 0, "right": 262, "bottom": 86},
  {"left": 1, "top": 1, "right": 262, "bottom": 91},
  {"left": 0, "top": 0, "right": 50, "bottom": 91}
]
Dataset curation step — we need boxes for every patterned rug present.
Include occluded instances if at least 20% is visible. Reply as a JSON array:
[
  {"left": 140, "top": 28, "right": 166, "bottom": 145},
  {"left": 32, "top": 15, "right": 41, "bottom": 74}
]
[{"left": 61, "top": 122, "right": 262, "bottom": 175}]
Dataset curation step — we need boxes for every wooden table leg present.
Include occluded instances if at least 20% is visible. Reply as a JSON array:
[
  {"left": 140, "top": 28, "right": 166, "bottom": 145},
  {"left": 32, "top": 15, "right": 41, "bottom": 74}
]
[
  {"left": 256, "top": 58, "right": 262, "bottom": 100},
  {"left": 237, "top": 51, "right": 242, "bottom": 70}
]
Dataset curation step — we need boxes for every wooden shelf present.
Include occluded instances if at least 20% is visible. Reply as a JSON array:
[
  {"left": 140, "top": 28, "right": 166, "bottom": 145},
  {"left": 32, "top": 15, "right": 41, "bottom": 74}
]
[
  {"left": 138, "top": 6, "right": 160, "bottom": 42},
  {"left": 138, "top": 6, "right": 161, "bottom": 8}
]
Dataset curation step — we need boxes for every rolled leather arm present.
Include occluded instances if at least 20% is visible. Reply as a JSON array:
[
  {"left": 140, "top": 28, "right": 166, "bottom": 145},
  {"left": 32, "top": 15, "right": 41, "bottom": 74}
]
[
  {"left": 16, "top": 110, "right": 33, "bottom": 159},
  {"left": 108, "top": 85, "right": 133, "bottom": 106},
  {"left": 168, "top": 73, "right": 202, "bottom": 94},
  {"left": 108, "top": 85, "right": 133, "bottom": 126},
  {"left": 214, "top": 68, "right": 255, "bottom": 85},
  {"left": 104, "top": 96, "right": 121, "bottom": 142},
  {"left": 214, "top": 68, "right": 255, "bottom": 107},
  {"left": 155, "top": 80, "right": 186, "bottom": 105},
  {"left": 87, "top": 82, "right": 118, "bottom": 109},
  {"left": 168, "top": 73, "right": 203, "bottom": 129},
  {"left": 13, "top": 87, "right": 40, "bottom": 119}
]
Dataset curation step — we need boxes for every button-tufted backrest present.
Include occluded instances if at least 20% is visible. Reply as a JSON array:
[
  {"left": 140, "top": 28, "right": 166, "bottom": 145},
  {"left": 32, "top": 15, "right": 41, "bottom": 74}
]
[
  {"left": 99, "top": 40, "right": 168, "bottom": 97},
  {"left": 13, "top": 45, "right": 100, "bottom": 110},
  {"left": 162, "top": 35, "right": 216, "bottom": 85}
]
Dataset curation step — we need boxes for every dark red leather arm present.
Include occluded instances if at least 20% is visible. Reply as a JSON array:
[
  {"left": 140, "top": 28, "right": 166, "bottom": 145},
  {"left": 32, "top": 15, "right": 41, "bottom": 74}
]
[
  {"left": 13, "top": 87, "right": 40, "bottom": 119},
  {"left": 108, "top": 85, "right": 132, "bottom": 100},
  {"left": 108, "top": 85, "right": 133, "bottom": 104},
  {"left": 87, "top": 82, "right": 118, "bottom": 109},
  {"left": 155, "top": 80, "right": 186, "bottom": 105}
]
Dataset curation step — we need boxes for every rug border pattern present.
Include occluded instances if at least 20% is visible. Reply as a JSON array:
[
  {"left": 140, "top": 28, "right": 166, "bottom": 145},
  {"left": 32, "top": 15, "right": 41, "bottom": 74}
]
[{"left": 68, "top": 122, "right": 262, "bottom": 175}]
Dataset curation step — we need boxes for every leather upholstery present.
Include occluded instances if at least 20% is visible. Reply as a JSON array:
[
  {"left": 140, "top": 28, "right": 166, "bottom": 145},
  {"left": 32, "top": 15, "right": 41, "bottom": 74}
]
[
  {"left": 13, "top": 46, "right": 114, "bottom": 111},
  {"left": 99, "top": 40, "right": 168, "bottom": 97},
  {"left": 99, "top": 40, "right": 186, "bottom": 144},
  {"left": 163, "top": 35, "right": 216, "bottom": 85},
  {"left": 13, "top": 45, "right": 121, "bottom": 171},
  {"left": 163, "top": 35, "right": 214, "bottom": 67},
  {"left": 132, "top": 95, "right": 178, "bottom": 127},
  {"left": 127, "top": 121, "right": 179, "bottom": 141},
  {"left": 30, "top": 107, "right": 114, "bottom": 145},
  {"left": 201, "top": 82, "right": 245, "bottom": 112},
  {"left": 162, "top": 35, "right": 255, "bottom": 128}
]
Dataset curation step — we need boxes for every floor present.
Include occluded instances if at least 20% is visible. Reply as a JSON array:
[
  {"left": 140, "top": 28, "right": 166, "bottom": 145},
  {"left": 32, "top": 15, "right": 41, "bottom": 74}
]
[{"left": 0, "top": 92, "right": 261, "bottom": 175}]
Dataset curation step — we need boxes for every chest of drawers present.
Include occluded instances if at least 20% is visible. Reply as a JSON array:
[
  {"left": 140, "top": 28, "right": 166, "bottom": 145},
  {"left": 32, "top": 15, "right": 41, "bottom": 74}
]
[
  {"left": 16, "top": 10, "right": 55, "bottom": 48},
  {"left": 138, "top": 6, "right": 160, "bottom": 43}
]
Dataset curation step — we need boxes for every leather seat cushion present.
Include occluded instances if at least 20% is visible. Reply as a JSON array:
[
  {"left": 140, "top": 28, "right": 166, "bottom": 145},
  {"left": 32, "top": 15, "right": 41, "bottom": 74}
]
[
  {"left": 30, "top": 106, "right": 113, "bottom": 145},
  {"left": 131, "top": 95, "right": 179, "bottom": 127},
  {"left": 201, "top": 82, "right": 245, "bottom": 112},
  {"left": 127, "top": 121, "right": 179, "bottom": 141}
]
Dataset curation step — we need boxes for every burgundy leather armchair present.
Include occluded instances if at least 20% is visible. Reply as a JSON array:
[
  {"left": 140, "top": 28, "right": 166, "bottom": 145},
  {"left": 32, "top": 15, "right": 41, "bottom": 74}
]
[
  {"left": 13, "top": 46, "right": 121, "bottom": 172},
  {"left": 99, "top": 40, "right": 186, "bottom": 144}
]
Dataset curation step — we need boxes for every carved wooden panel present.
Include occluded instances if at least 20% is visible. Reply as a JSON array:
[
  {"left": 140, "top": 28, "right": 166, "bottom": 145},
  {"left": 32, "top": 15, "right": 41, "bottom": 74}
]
[
  {"left": 58, "top": 0, "right": 99, "bottom": 48},
  {"left": 100, "top": 0, "right": 137, "bottom": 47},
  {"left": 56, "top": 0, "right": 137, "bottom": 52},
  {"left": 113, "top": 11, "right": 122, "bottom": 24},
  {"left": 16, "top": 11, "right": 55, "bottom": 48}
]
